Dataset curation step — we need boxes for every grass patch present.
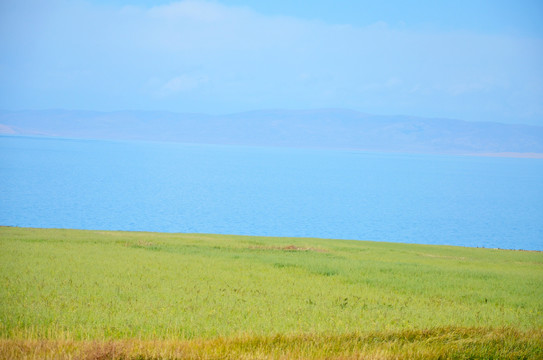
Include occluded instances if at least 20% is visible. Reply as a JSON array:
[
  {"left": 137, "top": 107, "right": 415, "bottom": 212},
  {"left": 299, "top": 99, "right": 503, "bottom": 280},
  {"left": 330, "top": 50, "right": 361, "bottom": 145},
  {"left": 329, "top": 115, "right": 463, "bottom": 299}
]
[{"left": 1, "top": 227, "right": 542, "bottom": 358}]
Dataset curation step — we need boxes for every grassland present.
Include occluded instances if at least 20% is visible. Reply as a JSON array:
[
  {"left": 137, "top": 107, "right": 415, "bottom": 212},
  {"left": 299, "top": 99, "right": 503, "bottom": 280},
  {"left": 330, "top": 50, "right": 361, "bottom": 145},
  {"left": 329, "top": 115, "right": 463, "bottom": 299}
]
[{"left": 1, "top": 226, "right": 542, "bottom": 359}]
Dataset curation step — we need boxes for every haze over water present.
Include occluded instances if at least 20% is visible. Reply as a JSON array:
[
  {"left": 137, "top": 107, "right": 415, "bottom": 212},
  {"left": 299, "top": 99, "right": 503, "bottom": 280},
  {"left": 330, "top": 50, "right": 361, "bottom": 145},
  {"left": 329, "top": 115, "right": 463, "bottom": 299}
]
[{"left": 1, "top": 135, "right": 542, "bottom": 251}]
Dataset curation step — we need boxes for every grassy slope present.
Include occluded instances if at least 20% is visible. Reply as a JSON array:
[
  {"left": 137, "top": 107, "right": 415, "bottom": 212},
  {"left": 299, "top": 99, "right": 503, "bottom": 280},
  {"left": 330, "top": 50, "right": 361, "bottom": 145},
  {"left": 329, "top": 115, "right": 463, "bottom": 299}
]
[{"left": 1, "top": 227, "right": 542, "bottom": 359}]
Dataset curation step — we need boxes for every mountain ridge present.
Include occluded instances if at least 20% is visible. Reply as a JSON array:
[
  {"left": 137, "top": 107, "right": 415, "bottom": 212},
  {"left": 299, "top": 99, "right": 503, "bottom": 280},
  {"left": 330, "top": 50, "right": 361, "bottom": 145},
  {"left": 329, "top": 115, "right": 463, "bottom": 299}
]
[{"left": 1, "top": 109, "right": 543, "bottom": 156}]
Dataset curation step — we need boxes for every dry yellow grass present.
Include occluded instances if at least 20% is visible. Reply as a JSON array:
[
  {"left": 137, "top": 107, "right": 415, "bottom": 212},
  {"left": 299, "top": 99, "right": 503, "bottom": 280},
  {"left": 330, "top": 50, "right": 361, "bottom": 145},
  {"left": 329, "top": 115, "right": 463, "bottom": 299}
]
[{"left": 1, "top": 327, "right": 542, "bottom": 359}]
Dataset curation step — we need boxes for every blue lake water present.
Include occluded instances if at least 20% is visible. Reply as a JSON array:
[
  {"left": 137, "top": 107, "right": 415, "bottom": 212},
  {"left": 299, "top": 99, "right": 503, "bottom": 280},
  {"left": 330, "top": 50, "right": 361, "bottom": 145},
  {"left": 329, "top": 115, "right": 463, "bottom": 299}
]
[{"left": 1, "top": 135, "right": 542, "bottom": 250}]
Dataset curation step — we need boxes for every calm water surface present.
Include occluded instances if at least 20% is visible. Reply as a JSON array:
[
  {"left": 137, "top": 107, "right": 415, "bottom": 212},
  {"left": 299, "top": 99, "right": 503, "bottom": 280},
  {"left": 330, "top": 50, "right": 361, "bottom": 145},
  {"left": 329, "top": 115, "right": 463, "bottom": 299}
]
[{"left": 1, "top": 136, "right": 542, "bottom": 250}]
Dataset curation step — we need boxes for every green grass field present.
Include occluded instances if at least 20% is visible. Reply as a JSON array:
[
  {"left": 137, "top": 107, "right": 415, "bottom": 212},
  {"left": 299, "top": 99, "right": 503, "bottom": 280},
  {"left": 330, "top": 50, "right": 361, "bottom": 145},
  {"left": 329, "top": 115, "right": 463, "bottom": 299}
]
[{"left": 1, "top": 227, "right": 542, "bottom": 359}]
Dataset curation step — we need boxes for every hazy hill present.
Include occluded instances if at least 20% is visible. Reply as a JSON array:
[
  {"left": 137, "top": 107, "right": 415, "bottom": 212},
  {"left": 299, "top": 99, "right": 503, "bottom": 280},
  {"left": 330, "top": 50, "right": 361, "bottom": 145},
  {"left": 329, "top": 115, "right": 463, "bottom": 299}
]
[{"left": 1, "top": 109, "right": 543, "bottom": 155}]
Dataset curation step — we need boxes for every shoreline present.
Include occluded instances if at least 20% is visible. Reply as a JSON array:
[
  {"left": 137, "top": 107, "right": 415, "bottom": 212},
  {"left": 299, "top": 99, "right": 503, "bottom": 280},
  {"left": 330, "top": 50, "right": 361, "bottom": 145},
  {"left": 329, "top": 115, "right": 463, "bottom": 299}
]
[
  {"left": 2, "top": 225, "right": 542, "bottom": 252},
  {"left": 3, "top": 133, "right": 543, "bottom": 159},
  {"left": 466, "top": 152, "right": 543, "bottom": 159}
]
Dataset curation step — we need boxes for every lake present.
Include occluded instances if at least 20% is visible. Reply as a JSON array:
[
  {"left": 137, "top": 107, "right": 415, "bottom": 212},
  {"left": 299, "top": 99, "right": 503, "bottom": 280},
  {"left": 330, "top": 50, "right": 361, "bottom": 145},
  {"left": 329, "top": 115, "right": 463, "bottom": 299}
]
[{"left": 1, "top": 135, "right": 542, "bottom": 250}]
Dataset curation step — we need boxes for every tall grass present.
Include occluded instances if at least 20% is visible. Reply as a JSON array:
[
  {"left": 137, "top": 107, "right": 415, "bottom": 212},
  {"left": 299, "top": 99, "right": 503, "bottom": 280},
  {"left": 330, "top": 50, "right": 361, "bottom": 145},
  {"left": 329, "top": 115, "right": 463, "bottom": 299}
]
[{"left": 1, "top": 227, "right": 542, "bottom": 358}]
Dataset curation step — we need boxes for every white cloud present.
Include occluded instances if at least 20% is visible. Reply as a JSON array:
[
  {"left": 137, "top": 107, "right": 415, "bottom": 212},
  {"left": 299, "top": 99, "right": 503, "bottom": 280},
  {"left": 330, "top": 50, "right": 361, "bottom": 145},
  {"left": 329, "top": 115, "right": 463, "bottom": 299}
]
[
  {"left": 157, "top": 74, "right": 209, "bottom": 97},
  {"left": 148, "top": 0, "right": 251, "bottom": 22}
]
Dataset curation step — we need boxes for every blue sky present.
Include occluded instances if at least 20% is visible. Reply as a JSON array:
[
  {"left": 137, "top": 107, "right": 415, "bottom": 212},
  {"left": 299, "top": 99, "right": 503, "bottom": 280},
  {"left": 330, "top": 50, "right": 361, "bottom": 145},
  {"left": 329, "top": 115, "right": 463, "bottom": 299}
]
[{"left": 1, "top": 0, "right": 542, "bottom": 124}]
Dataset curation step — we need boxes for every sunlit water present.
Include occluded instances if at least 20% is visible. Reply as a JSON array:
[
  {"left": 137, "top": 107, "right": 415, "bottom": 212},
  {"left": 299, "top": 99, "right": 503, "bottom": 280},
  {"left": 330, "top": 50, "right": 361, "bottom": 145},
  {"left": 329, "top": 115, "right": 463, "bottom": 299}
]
[{"left": 1, "top": 136, "right": 542, "bottom": 250}]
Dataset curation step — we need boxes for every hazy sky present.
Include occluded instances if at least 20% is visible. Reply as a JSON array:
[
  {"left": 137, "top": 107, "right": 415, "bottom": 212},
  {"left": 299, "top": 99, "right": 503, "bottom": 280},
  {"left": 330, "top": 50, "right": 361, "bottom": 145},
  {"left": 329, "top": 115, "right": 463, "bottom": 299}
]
[{"left": 1, "top": 0, "right": 542, "bottom": 124}]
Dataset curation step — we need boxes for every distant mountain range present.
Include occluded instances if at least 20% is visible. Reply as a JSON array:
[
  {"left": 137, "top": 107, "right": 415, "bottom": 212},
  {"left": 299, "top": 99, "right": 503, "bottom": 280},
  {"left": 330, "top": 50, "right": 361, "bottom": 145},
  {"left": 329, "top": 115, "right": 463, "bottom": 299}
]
[{"left": 1, "top": 109, "right": 543, "bottom": 156}]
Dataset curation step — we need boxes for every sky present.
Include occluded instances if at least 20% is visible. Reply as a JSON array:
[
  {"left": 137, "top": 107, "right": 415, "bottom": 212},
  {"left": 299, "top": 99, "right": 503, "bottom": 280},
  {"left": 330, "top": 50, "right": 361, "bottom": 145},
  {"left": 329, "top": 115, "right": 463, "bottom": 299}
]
[{"left": 0, "top": 0, "right": 542, "bottom": 125}]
